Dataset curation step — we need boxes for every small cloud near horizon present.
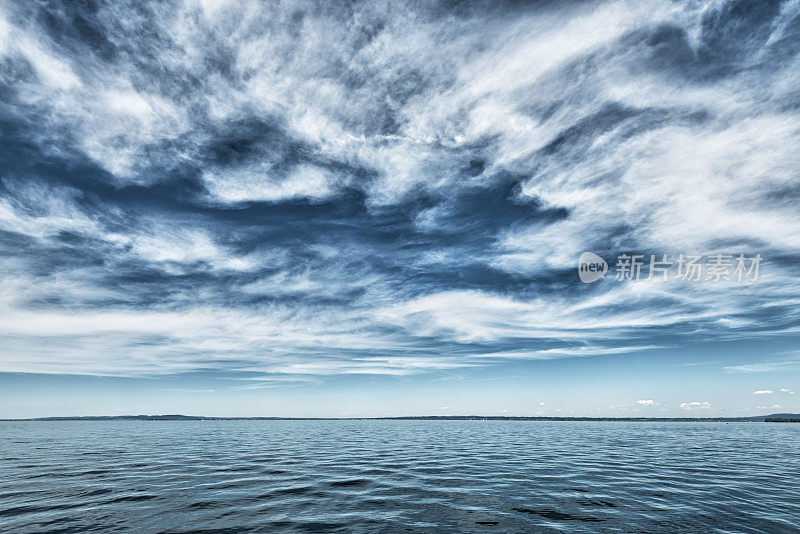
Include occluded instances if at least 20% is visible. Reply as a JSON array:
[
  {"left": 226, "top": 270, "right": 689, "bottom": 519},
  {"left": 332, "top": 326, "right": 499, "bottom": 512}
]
[{"left": 679, "top": 402, "right": 711, "bottom": 410}]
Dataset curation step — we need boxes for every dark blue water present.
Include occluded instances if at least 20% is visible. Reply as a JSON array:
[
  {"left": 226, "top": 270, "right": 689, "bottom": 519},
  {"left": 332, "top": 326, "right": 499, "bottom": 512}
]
[{"left": 1, "top": 421, "right": 798, "bottom": 533}]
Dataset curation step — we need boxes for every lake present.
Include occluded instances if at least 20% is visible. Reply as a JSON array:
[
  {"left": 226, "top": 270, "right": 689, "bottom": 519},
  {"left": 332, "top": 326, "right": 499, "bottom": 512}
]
[{"left": 1, "top": 420, "right": 798, "bottom": 532}]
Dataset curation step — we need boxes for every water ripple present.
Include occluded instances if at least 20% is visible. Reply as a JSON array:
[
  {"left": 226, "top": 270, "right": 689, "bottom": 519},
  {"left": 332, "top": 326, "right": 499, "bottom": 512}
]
[{"left": 1, "top": 421, "right": 799, "bottom": 533}]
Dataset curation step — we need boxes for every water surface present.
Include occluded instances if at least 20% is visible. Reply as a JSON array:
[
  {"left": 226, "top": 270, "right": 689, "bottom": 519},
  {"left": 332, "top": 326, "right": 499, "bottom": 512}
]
[{"left": 1, "top": 421, "right": 798, "bottom": 532}]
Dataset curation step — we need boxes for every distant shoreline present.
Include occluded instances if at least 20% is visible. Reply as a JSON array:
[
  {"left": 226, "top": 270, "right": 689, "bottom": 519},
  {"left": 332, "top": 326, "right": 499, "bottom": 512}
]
[{"left": 2, "top": 414, "right": 799, "bottom": 422}]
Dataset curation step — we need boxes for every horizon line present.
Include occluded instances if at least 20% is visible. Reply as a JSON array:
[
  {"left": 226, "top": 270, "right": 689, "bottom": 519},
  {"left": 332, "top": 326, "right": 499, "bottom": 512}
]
[{"left": 3, "top": 413, "right": 799, "bottom": 422}]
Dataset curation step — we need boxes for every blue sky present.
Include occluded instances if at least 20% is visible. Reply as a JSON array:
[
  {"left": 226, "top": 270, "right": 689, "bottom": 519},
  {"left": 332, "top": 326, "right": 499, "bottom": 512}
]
[{"left": 1, "top": 0, "right": 799, "bottom": 418}]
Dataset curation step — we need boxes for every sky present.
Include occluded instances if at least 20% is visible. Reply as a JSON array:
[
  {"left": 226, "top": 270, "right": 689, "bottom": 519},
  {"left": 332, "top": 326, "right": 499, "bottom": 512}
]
[{"left": 1, "top": 0, "right": 799, "bottom": 418}]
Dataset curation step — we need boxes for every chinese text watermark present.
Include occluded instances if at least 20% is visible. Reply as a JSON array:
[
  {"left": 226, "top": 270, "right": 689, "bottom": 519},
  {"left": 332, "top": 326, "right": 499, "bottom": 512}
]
[{"left": 578, "top": 253, "right": 761, "bottom": 283}]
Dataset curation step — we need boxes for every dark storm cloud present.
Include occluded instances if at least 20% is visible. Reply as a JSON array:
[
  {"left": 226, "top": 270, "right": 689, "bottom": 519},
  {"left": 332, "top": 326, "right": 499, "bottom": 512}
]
[{"left": 0, "top": 0, "right": 799, "bottom": 376}]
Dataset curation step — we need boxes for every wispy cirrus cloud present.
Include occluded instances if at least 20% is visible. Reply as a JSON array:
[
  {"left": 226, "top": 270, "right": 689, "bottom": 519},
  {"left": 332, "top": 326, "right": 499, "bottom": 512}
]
[
  {"left": 726, "top": 356, "right": 800, "bottom": 373},
  {"left": 0, "top": 0, "right": 799, "bottom": 381}
]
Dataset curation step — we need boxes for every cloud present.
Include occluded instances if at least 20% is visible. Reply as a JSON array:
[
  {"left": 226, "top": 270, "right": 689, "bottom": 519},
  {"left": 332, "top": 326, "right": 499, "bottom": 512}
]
[
  {"left": 202, "top": 163, "right": 340, "bottom": 205},
  {"left": 679, "top": 401, "right": 711, "bottom": 410},
  {"left": 780, "top": 388, "right": 795, "bottom": 394},
  {"left": 0, "top": 0, "right": 799, "bottom": 380},
  {"left": 753, "top": 390, "right": 774, "bottom": 395},
  {"left": 636, "top": 399, "right": 656, "bottom": 405},
  {"left": 154, "top": 388, "right": 216, "bottom": 394},
  {"left": 725, "top": 357, "right": 800, "bottom": 373}
]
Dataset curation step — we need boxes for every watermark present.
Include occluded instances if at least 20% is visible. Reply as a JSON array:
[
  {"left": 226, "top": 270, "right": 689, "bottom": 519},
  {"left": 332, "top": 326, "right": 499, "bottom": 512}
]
[
  {"left": 578, "top": 252, "right": 608, "bottom": 283},
  {"left": 578, "top": 252, "right": 761, "bottom": 283}
]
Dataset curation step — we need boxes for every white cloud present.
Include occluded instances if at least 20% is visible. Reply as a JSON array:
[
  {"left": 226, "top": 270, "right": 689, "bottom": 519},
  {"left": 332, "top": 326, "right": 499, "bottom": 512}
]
[
  {"left": 0, "top": 181, "right": 103, "bottom": 240},
  {"left": 679, "top": 401, "right": 711, "bottom": 410},
  {"left": 0, "top": 0, "right": 799, "bottom": 382},
  {"left": 636, "top": 399, "right": 656, "bottom": 406},
  {"left": 202, "top": 163, "right": 340, "bottom": 204},
  {"left": 753, "top": 390, "right": 774, "bottom": 395},
  {"left": 780, "top": 388, "right": 795, "bottom": 395},
  {"left": 726, "top": 359, "right": 800, "bottom": 373}
]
